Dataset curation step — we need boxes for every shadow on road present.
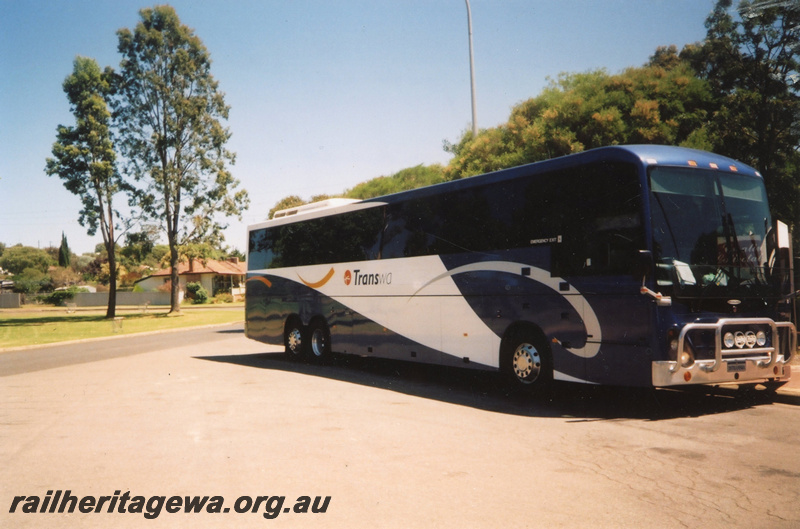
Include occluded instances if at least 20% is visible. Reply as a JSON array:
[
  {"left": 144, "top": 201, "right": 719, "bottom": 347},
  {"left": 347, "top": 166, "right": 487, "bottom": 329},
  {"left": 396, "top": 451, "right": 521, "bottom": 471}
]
[{"left": 195, "top": 350, "right": 795, "bottom": 420}]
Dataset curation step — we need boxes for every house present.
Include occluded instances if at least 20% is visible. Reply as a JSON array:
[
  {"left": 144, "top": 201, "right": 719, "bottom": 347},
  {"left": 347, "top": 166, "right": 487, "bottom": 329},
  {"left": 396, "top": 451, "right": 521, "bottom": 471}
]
[{"left": 135, "top": 257, "right": 246, "bottom": 299}]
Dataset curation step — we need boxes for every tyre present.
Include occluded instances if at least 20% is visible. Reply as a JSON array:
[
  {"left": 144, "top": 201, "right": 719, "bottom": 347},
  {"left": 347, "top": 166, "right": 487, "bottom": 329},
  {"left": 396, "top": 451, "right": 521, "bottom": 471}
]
[
  {"left": 307, "top": 319, "right": 331, "bottom": 363},
  {"left": 501, "top": 327, "right": 553, "bottom": 394},
  {"left": 284, "top": 319, "right": 306, "bottom": 360}
]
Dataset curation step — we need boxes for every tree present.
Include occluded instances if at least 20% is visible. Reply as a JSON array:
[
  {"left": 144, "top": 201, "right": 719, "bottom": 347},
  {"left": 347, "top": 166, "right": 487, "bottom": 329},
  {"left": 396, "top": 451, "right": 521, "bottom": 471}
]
[
  {"left": 444, "top": 60, "right": 712, "bottom": 179},
  {"left": 268, "top": 195, "right": 307, "bottom": 220},
  {"left": 45, "top": 56, "right": 124, "bottom": 319},
  {"left": 682, "top": 0, "right": 800, "bottom": 233},
  {"left": 113, "top": 6, "right": 249, "bottom": 313},
  {"left": 12, "top": 268, "right": 52, "bottom": 295},
  {"left": 58, "top": 232, "right": 71, "bottom": 268},
  {"left": 344, "top": 164, "right": 446, "bottom": 199},
  {"left": 120, "top": 226, "right": 158, "bottom": 266},
  {"left": 0, "top": 246, "right": 53, "bottom": 275}
]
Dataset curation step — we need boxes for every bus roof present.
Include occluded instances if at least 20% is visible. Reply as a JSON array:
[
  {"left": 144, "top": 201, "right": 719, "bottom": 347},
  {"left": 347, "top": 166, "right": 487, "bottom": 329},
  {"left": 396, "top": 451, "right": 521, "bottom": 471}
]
[{"left": 248, "top": 145, "right": 761, "bottom": 231}]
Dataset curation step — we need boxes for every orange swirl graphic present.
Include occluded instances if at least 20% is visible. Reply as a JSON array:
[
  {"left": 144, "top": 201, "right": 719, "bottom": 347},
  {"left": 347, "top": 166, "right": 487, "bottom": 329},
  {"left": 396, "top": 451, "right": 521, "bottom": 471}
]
[
  {"left": 298, "top": 267, "right": 335, "bottom": 289},
  {"left": 247, "top": 276, "right": 272, "bottom": 288}
]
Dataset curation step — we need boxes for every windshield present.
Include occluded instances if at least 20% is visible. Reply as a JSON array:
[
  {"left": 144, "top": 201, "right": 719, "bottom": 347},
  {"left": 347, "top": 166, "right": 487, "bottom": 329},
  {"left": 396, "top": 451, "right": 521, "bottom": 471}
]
[{"left": 649, "top": 167, "right": 776, "bottom": 301}]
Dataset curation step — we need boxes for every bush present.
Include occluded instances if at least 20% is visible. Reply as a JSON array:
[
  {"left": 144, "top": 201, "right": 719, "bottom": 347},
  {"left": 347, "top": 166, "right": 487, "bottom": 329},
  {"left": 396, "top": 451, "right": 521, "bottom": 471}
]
[
  {"left": 186, "top": 282, "right": 208, "bottom": 304},
  {"left": 213, "top": 292, "right": 233, "bottom": 303},
  {"left": 12, "top": 268, "right": 52, "bottom": 294},
  {"left": 38, "top": 286, "right": 89, "bottom": 306},
  {"left": 193, "top": 287, "right": 208, "bottom": 304}
]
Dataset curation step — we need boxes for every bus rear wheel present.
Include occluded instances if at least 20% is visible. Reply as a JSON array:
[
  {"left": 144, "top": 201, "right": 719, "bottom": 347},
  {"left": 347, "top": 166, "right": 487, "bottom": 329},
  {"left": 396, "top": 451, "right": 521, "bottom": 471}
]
[
  {"left": 501, "top": 328, "right": 552, "bottom": 394},
  {"left": 284, "top": 319, "right": 306, "bottom": 360},
  {"left": 308, "top": 320, "right": 331, "bottom": 363}
]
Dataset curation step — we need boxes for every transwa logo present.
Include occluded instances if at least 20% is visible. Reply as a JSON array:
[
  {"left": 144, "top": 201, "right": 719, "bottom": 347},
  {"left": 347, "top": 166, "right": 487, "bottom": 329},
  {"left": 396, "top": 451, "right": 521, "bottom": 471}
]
[{"left": 344, "top": 269, "right": 392, "bottom": 286}]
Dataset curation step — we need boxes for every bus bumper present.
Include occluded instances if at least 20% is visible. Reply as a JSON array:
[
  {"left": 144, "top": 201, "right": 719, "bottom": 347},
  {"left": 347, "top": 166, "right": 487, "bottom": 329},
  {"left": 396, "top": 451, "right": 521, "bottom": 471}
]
[
  {"left": 652, "top": 357, "right": 791, "bottom": 387},
  {"left": 652, "top": 319, "right": 796, "bottom": 387}
]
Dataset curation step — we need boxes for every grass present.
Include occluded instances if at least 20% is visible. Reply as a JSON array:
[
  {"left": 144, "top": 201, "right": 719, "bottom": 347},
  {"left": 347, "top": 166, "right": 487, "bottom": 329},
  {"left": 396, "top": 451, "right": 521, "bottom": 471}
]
[{"left": 0, "top": 306, "right": 244, "bottom": 350}]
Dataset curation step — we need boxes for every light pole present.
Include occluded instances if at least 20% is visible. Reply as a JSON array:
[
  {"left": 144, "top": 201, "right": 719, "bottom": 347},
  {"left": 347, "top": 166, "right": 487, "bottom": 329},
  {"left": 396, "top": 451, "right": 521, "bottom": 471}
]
[{"left": 465, "top": 0, "right": 478, "bottom": 137}]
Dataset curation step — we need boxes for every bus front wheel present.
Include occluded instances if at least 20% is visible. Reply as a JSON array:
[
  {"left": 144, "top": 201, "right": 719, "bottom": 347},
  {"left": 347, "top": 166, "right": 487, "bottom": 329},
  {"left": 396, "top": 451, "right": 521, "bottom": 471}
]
[{"left": 501, "top": 328, "right": 552, "bottom": 394}]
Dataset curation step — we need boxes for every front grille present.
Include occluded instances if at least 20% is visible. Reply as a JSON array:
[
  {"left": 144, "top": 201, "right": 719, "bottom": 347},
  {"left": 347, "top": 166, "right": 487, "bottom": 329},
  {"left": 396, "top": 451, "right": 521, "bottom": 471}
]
[{"left": 677, "top": 318, "right": 794, "bottom": 373}]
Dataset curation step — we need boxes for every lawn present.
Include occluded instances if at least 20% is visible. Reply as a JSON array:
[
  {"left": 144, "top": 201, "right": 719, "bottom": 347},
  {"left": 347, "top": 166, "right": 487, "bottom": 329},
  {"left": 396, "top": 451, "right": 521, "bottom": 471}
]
[{"left": 0, "top": 306, "right": 244, "bottom": 349}]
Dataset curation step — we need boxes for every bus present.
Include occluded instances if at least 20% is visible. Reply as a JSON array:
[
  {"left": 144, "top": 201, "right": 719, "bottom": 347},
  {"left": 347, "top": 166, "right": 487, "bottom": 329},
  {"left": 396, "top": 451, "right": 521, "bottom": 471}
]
[{"left": 245, "top": 145, "right": 796, "bottom": 392}]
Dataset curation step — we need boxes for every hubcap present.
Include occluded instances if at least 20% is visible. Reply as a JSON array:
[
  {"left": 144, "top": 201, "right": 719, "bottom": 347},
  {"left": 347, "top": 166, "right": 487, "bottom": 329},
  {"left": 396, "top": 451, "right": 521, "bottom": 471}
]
[
  {"left": 310, "top": 328, "right": 326, "bottom": 357},
  {"left": 512, "top": 343, "right": 541, "bottom": 383},
  {"left": 287, "top": 328, "right": 302, "bottom": 354}
]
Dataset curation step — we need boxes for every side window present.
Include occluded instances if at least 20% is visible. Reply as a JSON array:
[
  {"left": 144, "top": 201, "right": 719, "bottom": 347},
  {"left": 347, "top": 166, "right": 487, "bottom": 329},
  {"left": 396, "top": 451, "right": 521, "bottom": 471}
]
[
  {"left": 382, "top": 198, "right": 441, "bottom": 259},
  {"left": 248, "top": 228, "right": 276, "bottom": 270},
  {"left": 382, "top": 183, "right": 529, "bottom": 259},
  {"left": 551, "top": 162, "right": 643, "bottom": 276},
  {"left": 249, "top": 207, "right": 385, "bottom": 269}
]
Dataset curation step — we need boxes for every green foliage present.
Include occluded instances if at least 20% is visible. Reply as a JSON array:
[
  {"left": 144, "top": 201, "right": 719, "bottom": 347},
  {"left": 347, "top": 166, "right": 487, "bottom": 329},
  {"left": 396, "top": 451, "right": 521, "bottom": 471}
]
[
  {"left": 50, "top": 266, "right": 82, "bottom": 289},
  {"left": 38, "top": 286, "right": 89, "bottom": 306},
  {"left": 0, "top": 246, "right": 54, "bottom": 275},
  {"left": 12, "top": 268, "right": 53, "bottom": 294},
  {"left": 58, "top": 232, "right": 71, "bottom": 268},
  {"left": 120, "top": 228, "right": 157, "bottom": 265},
  {"left": 262, "top": 0, "right": 798, "bottom": 251},
  {"left": 681, "top": 0, "right": 800, "bottom": 236},
  {"left": 45, "top": 55, "right": 123, "bottom": 318},
  {"left": 268, "top": 165, "right": 446, "bottom": 217},
  {"left": 113, "top": 5, "right": 249, "bottom": 312},
  {"left": 345, "top": 164, "right": 446, "bottom": 199},
  {"left": 268, "top": 195, "right": 307, "bottom": 219},
  {"left": 150, "top": 245, "right": 170, "bottom": 264},
  {"left": 175, "top": 242, "right": 223, "bottom": 266},
  {"left": 185, "top": 281, "right": 208, "bottom": 304},
  {"left": 213, "top": 292, "right": 233, "bottom": 303},
  {"left": 193, "top": 288, "right": 208, "bottom": 305},
  {"left": 45, "top": 57, "right": 122, "bottom": 238},
  {"left": 225, "top": 247, "right": 246, "bottom": 262},
  {"left": 444, "top": 60, "right": 712, "bottom": 179}
]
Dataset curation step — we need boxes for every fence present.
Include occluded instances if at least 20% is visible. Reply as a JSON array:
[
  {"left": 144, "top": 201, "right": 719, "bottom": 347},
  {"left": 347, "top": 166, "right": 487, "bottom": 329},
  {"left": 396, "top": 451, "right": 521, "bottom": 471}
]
[
  {"left": 0, "top": 293, "right": 21, "bottom": 308},
  {"left": 69, "top": 291, "right": 179, "bottom": 307},
  {"left": 2, "top": 291, "right": 186, "bottom": 308}
]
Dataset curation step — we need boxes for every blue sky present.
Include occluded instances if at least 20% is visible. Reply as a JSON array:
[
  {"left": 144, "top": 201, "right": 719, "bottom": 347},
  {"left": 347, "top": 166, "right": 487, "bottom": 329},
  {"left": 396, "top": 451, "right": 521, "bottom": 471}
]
[{"left": 0, "top": 0, "right": 715, "bottom": 255}]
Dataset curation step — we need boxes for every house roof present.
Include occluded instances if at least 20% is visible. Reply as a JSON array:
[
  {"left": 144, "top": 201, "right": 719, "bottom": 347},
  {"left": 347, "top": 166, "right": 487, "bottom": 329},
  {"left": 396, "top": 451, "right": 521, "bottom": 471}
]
[{"left": 147, "top": 258, "right": 246, "bottom": 278}]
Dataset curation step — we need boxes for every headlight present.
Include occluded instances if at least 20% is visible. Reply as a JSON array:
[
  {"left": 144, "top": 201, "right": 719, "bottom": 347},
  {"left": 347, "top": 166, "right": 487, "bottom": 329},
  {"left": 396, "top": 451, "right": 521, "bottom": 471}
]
[
  {"left": 745, "top": 331, "right": 757, "bottom": 348},
  {"left": 724, "top": 332, "right": 735, "bottom": 349},
  {"left": 756, "top": 331, "right": 767, "bottom": 347},
  {"left": 734, "top": 332, "right": 746, "bottom": 348},
  {"left": 679, "top": 349, "right": 695, "bottom": 368}
]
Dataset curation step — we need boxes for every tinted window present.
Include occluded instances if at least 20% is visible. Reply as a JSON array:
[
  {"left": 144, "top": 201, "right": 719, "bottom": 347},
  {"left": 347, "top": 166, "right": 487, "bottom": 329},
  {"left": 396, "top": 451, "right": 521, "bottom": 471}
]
[
  {"left": 248, "top": 207, "right": 384, "bottom": 269},
  {"left": 382, "top": 161, "right": 643, "bottom": 274},
  {"left": 249, "top": 161, "right": 643, "bottom": 275},
  {"left": 545, "top": 162, "right": 643, "bottom": 276}
]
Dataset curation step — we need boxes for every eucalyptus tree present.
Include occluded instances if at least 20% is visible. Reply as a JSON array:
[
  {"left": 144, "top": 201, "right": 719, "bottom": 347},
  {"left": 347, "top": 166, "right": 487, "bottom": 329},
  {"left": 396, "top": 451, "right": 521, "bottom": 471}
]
[
  {"left": 113, "top": 6, "right": 248, "bottom": 313},
  {"left": 683, "top": 0, "right": 800, "bottom": 229},
  {"left": 45, "top": 56, "right": 123, "bottom": 318}
]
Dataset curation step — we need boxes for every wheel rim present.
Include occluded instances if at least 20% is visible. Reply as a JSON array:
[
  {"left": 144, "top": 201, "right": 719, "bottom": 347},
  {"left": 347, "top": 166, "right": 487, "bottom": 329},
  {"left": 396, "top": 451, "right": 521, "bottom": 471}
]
[
  {"left": 287, "top": 327, "right": 303, "bottom": 355},
  {"left": 512, "top": 343, "right": 541, "bottom": 383},
  {"left": 310, "top": 327, "right": 327, "bottom": 357}
]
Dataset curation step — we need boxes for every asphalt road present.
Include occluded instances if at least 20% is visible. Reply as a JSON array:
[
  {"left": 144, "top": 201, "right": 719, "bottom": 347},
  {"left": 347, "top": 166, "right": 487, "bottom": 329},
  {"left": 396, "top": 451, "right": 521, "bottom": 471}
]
[
  {"left": 2, "top": 326, "right": 799, "bottom": 528},
  {"left": 0, "top": 322, "right": 245, "bottom": 376}
]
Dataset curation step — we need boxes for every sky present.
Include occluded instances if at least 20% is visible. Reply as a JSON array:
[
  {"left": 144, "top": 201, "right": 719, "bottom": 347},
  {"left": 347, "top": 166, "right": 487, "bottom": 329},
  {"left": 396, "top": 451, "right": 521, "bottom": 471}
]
[{"left": 0, "top": 0, "right": 716, "bottom": 256}]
